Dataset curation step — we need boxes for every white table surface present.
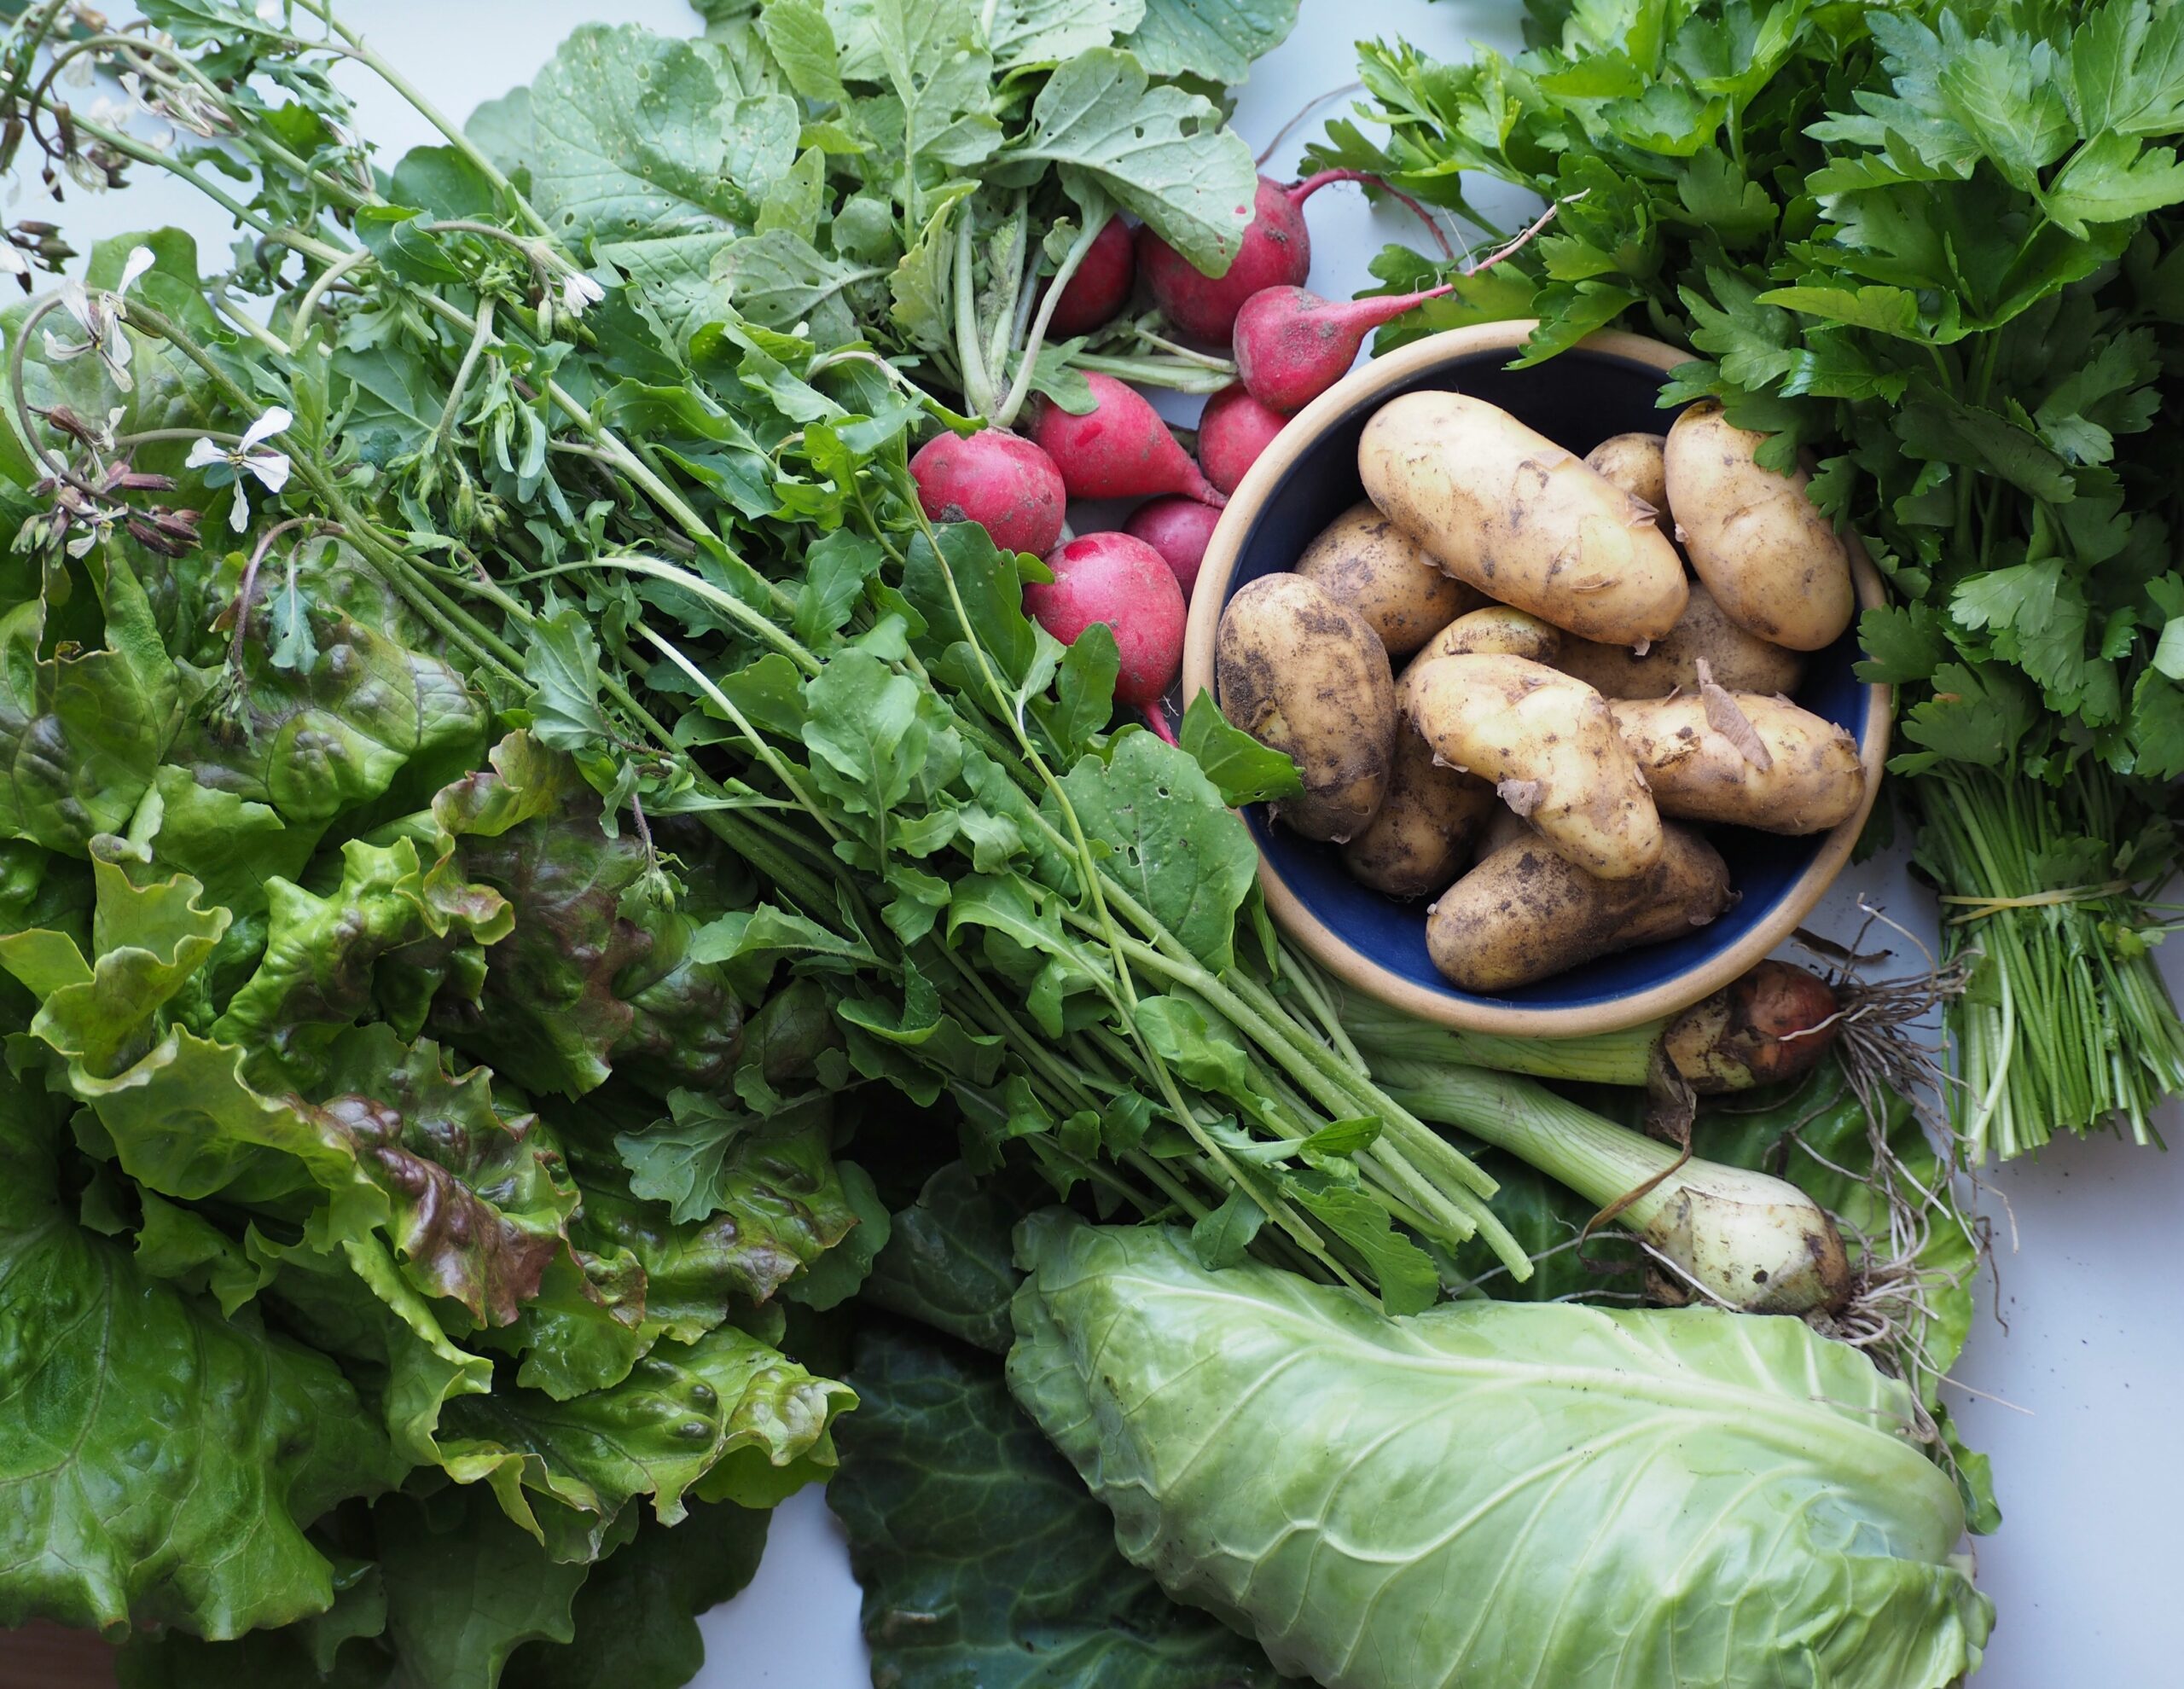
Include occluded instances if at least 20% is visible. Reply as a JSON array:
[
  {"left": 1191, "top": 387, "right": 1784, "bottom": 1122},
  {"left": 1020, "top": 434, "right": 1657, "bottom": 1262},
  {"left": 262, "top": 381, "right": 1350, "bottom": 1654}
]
[{"left": 32, "top": 5, "right": 2184, "bottom": 1686}]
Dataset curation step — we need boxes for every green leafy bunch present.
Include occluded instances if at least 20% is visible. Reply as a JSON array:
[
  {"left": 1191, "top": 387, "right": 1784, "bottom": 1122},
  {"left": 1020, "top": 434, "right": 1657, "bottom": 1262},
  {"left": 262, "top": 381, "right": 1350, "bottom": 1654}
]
[
  {"left": 1312, "top": 0, "right": 2184, "bottom": 1156},
  {"left": 0, "top": 509, "right": 868, "bottom": 1685}
]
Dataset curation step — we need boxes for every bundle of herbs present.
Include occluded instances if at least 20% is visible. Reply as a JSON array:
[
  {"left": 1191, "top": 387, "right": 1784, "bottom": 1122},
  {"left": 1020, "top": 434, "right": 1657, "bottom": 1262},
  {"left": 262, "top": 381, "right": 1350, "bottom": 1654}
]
[{"left": 1313, "top": 0, "right": 2184, "bottom": 1158}]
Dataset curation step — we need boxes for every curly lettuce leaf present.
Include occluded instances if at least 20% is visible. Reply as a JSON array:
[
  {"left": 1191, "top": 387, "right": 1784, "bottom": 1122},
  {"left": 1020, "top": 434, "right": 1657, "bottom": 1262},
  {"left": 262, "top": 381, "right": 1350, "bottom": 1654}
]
[
  {"left": 1009, "top": 1216, "right": 1992, "bottom": 1689},
  {"left": 0, "top": 552, "right": 178, "bottom": 855},
  {"left": 427, "top": 735, "right": 743, "bottom": 1098},
  {"left": 0, "top": 1090, "right": 392, "bottom": 1640}
]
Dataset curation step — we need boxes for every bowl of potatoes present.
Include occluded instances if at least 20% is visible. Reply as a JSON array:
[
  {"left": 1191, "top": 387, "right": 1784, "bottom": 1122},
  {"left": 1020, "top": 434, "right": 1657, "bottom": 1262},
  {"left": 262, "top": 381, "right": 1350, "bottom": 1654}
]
[{"left": 1178, "top": 321, "right": 1889, "bottom": 1036}]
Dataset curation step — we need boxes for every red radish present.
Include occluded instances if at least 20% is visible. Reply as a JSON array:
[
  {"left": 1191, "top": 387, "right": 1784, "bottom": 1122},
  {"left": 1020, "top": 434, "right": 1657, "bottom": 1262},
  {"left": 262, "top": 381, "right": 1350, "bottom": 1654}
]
[
  {"left": 1197, "top": 382, "right": 1290, "bottom": 496},
  {"left": 1234, "top": 282, "right": 1455, "bottom": 414},
  {"left": 1124, "top": 496, "right": 1221, "bottom": 600},
  {"left": 1025, "top": 531, "right": 1187, "bottom": 741},
  {"left": 1138, "top": 169, "right": 1453, "bottom": 346},
  {"left": 1043, "top": 218, "right": 1136, "bottom": 340},
  {"left": 911, "top": 429, "right": 1066, "bottom": 556},
  {"left": 1030, "top": 372, "right": 1226, "bottom": 507}
]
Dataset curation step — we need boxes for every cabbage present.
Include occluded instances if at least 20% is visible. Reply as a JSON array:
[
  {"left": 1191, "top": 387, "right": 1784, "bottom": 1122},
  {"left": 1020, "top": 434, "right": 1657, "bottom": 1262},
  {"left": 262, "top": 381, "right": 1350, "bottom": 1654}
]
[{"left": 1008, "top": 1214, "right": 1991, "bottom": 1689}]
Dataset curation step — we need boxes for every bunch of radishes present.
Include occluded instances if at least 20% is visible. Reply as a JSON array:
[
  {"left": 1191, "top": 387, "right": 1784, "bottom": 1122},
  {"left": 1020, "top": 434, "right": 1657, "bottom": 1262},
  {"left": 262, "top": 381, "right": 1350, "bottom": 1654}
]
[{"left": 909, "top": 171, "right": 1452, "bottom": 740}]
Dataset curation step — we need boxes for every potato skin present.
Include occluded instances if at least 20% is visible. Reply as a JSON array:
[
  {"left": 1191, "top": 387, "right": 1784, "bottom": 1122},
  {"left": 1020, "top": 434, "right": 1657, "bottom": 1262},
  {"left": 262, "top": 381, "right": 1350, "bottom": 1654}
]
[
  {"left": 1583, "top": 432, "right": 1673, "bottom": 539},
  {"left": 1359, "top": 391, "right": 1688, "bottom": 645},
  {"left": 1294, "top": 501, "right": 1480, "bottom": 657},
  {"left": 1341, "top": 724, "right": 1494, "bottom": 898},
  {"left": 1664, "top": 401, "right": 1855, "bottom": 652},
  {"left": 1612, "top": 693, "right": 1865, "bottom": 834},
  {"left": 1215, "top": 574, "right": 1397, "bottom": 842},
  {"left": 1427, "top": 826, "right": 1733, "bottom": 993},
  {"left": 1557, "top": 582, "right": 1805, "bottom": 700},
  {"left": 1405, "top": 653, "right": 1662, "bottom": 880},
  {"left": 1414, "top": 605, "right": 1564, "bottom": 666}
]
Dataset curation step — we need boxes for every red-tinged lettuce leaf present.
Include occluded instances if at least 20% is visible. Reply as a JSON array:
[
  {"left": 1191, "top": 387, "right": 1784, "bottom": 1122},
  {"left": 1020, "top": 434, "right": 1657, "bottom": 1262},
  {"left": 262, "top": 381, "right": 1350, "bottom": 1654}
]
[
  {"left": 426, "top": 734, "right": 743, "bottom": 1099},
  {"left": 829, "top": 1320, "right": 1293, "bottom": 1689},
  {"left": 173, "top": 571, "right": 489, "bottom": 828},
  {"left": 0, "top": 1087, "right": 395, "bottom": 1641},
  {"left": 0, "top": 551, "right": 178, "bottom": 856},
  {"left": 213, "top": 836, "right": 511, "bottom": 1083}
]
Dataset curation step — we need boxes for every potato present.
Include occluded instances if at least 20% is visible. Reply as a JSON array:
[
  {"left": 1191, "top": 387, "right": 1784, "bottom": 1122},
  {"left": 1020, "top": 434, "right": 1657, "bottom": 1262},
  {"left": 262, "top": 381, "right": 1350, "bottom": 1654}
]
[
  {"left": 1414, "top": 605, "right": 1564, "bottom": 666},
  {"left": 1664, "top": 401, "right": 1855, "bottom": 652},
  {"left": 1215, "top": 574, "right": 1397, "bottom": 842},
  {"left": 1556, "top": 582, "right": 1805, "bottom": 700},
  {"left": 1426, "top": 826, "right": 1734, "bottom": 993},
  {"left": 1341, "top": 724, "right": 1494, "bottom": 898},
  {"left": 1293, "top": 501, "right": 1480, "bottom": 657},
  {"left": 1404, "top": 653, "right": 1662, "bottom": 880},
  {"left": 1612, "top": 692, "right": 1865, "bottom": 834},
  {"left": 1358, "top": 391, "right": 1688, "bottom": 645},
  {"left": 1474, "top": 800, "right": 1533, "bottom": 860},
  {"left": 1583, "top": 431, "right": 1673, "bottom": 539}
]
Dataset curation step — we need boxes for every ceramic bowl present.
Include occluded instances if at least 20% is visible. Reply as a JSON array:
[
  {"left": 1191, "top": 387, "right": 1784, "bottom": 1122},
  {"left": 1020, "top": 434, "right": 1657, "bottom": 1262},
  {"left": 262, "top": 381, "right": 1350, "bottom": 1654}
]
[{"left": 1176, "top": 321, "right": 1889, "bottom": 1036}]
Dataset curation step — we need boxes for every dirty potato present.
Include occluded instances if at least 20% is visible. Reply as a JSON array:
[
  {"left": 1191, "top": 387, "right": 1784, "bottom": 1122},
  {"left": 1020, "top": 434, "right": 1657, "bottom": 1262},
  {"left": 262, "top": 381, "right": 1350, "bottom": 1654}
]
[
  {"left": 1612, "top": 692, "right": 1866, "bottom": 833},
  {"left": 1359, "top": 391, "right": 1688, "bottom": 645},
  {"left": 1556, "top": 582, "right": 1805, "bottom": 699},
  {"left": 1414, "top": 604, "right": 1565, "bottom": 666},
  {"left": 1215, "top": 573, "right": 1397, "bottom": 842},
  {"left": 1341, "top": 723, "right": 1495, "bottom": 898},
  {"left": 1426, "top": 826, "right": 1734, "bottom": 993},
  {"left": 1405, "top": 653, "right": 1662, "bottom": 879},
  {"left": 1664, "top": 400, "right": 1856, "bottom": 652},
  {"left": 1583, "top": 431, "right": 1673, "bottom": 539},
  {"left": 1294, "top": 501, "right": 1481, "bottom": 657}
]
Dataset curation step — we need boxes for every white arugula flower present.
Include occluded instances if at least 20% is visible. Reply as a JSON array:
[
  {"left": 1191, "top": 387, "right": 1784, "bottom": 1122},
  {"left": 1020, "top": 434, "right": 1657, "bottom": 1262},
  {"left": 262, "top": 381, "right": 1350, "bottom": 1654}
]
[
  {"left": 185, "top": 406, "right": 293, "bottom": 532},
  {"left": 558, "top": 269, "right": 606, "bottom": 319},
  {"left": 43, "top": 245, "right": 153, "bottom": 389}
]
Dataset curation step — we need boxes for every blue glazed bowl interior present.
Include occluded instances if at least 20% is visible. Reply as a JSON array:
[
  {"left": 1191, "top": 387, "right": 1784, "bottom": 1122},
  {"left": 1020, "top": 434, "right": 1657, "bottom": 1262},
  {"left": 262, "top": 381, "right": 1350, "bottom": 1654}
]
[{"left": 1223, "top": 343, "right": 1871, "bottom": 1014}]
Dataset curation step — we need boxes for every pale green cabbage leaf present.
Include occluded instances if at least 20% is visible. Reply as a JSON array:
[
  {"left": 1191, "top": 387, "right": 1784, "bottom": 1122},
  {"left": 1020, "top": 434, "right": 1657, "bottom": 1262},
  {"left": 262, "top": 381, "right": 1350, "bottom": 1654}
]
[{"left": 1008, "top": 1215, "right": 1992, "bottom": 1689}]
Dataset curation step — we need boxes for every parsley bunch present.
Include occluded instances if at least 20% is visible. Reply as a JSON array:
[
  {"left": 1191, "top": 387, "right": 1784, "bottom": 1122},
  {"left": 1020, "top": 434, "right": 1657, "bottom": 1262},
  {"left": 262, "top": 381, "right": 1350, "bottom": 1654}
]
[{"left": 1316, "top": 0, "right": 2184, "bottom": 1158}]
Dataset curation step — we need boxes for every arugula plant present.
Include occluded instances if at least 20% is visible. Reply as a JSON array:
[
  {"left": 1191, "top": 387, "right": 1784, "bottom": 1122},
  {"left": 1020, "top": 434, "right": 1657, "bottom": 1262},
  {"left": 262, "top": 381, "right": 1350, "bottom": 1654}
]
[{"left": 1313, "top": 0, "right": 2184, "bottom": 1158}]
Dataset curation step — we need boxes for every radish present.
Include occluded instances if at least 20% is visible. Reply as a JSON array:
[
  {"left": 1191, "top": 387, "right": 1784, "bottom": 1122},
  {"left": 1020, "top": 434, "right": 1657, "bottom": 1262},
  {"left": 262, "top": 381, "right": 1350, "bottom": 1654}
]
[
  {"left": 1029, "top": 372, "right": 1226, "bottom": 507},
  {"left": 1123, "top": 496, "right": 1222, "bottom": 600},
  {"left": 1234, "top": 282, "right": 1455, "bottom": 415},
  {"left": 1138, "top": 169, "right": 1453, "bottom": 346},
  {"left": 1025, "top": 531, "right": 1187, "bottom": 741},
  {"left": 1043, "top": 217, "right": 1135, "bottom": 340},
  {"left": 1196, "top": 381, "right": 1290, "bottom": 496},
  {"left": 910, "top": 428, "right": 1066, "bottom": 557}
]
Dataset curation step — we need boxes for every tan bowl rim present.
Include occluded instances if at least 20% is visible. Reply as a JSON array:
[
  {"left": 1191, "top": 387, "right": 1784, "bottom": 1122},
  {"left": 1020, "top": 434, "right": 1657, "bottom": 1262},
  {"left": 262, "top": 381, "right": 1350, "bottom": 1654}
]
[{"left": 1179, "top": 320, "right": 1892, "bottom": 1037}]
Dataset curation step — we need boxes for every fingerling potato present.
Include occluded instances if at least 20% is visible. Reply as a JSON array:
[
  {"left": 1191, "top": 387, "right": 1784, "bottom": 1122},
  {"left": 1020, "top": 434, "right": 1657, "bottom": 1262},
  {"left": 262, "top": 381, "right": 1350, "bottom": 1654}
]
[
  {"left": 1557, "top": 582, "right": 1805, "bottom": 700},
  {"left": 1664, "top": 401, "right": 1855, "bottom": 652},
  {"left": 1341, "top": 724, "right": 1494, "bottom": 899},
  {"left": 1426, "top": 826, "right": 1734, "bottom": 993},
  {"left": 1612, "top": 692, "right": 1865, "bottom": 833},
  {"left": 1294, "top": 501, "right": 1480, "bottom": 657},
  {"left": 1405, "top": 653, "right": 1662, "bottom": 880},
  {"left": 1583, "top": 431, "right": 1673, "bottom": 540},
  {"left": 1215, "top": 574, "right": 1397, "bottom": 842},
  {"left": 1359, "top": 391, "right": 1688, "bottom": 646}
]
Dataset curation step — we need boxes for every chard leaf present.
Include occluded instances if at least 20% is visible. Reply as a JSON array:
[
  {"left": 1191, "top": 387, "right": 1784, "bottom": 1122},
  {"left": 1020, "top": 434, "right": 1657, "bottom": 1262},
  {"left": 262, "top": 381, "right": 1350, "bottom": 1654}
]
[
  {"left": 998, "top": 49, "right": 1257, "bottom": 276},
  {"left": 861, "top": 1161, "right": 1020, "bottom": 1352},
  {"left": 829, "top": 1320, "right": 1292, "bottom": 1689},
  {"left": 1009, "top": 1216, "right": 1993, "bottom": 1689},
  {"left": 526, "top": 25, "right": 742, "bottom": 245},
  {"left": 1121, "top": 0, "right": 1298, "bottom": 84},
  {"left": 0, "top": 1094, "right": 392, "bottom": 1639}
]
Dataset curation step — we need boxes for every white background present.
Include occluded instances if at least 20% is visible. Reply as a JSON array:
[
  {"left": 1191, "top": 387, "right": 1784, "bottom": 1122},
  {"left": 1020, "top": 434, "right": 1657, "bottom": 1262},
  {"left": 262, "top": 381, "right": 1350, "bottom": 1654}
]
[{"left": 22, "top": 4, "right": 2182, "bottom": 1685}]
